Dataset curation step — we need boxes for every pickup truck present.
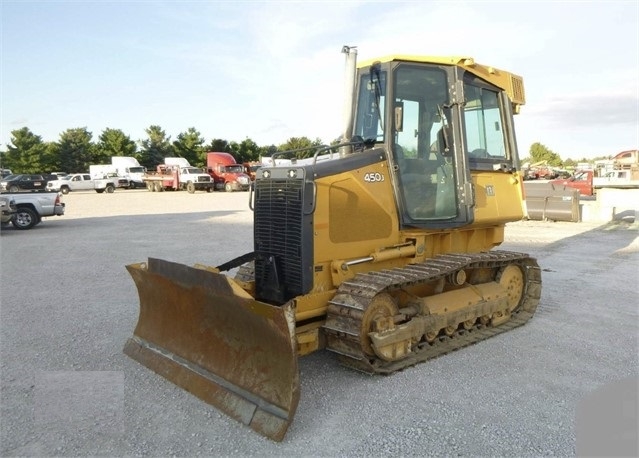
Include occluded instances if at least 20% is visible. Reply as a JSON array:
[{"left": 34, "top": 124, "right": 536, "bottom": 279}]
[
  {"left": 1, "top": 196, "right": 17, "bottom": 224},
  {"left": 1, "top": 191, "right": 65, "bottom": 230},
  {"left": 550, "top": 169, "right": 639, "bottom": 196},
  {"left": 46, "top": 173, "right": 129, "bottom": 194}
]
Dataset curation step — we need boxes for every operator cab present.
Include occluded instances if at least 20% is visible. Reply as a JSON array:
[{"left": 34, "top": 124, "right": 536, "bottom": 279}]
[{"left": 352, "top": 57, "right": 520, "bottom": 229}]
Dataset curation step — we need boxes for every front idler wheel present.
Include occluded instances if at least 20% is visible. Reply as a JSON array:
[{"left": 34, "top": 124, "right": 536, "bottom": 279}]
[{"left": 361, "top": 293, "right": 413, "bottom": 362}]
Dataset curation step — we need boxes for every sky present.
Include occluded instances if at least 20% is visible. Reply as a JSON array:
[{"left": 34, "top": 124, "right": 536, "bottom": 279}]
[{"left": 1, "top": 1, "right": 638, "bottom": 160}]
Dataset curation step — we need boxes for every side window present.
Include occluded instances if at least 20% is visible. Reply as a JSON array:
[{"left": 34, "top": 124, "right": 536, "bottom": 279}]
[
  {"left": 463, "top": 84, "right": 507, "bottom": 160},
  {"left": 83, "top": 175, "right": 91, "bottom": 180},
  {"left": 353, "top": 71, "right": 386, "bottom": 143}
]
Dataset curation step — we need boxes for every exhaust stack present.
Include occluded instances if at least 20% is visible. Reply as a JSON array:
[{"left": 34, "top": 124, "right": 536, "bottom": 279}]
[{"left": 340, "top": 45, "right": 358, "bottom": 155}]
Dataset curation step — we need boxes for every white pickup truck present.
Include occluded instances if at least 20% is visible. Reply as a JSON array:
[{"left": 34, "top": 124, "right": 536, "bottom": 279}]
[
  {"left": 0, "top": 191, "right": 65, "bottom": 230},
  {"left": 46, "top": 173, "right": 129, "bottom": 194}
]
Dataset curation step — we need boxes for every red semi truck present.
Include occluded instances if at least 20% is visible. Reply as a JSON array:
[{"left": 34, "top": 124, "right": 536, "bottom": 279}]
[{"left": 205, "top": 152, "right": 251, "bottom": 192}]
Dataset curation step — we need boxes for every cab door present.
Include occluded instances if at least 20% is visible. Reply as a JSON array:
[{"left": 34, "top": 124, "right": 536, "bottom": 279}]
[
  {"left": 389, "top": 63, "right": 470, "bottom": 229},
  {"left": 80, "top": 174, "right": 93, "bottom": 191}
]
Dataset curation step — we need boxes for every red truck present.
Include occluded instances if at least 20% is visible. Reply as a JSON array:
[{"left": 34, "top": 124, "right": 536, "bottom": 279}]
[
  {"left": 550, "top": 170, "right": 595, "bottom": 196},
  {"left": 550, "top": 168, "right": 639, "bottom": 196},
  {"left": 205, "top": 152, "right": 251, "bottom": 192},
  {"left": 243, "top": 161, "right": 261, "bottom": 181},
  {"left": 142, "top": 158, "right": 214, "bottom": 193}
]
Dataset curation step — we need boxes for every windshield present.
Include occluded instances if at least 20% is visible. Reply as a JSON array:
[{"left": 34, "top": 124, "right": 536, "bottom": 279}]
[
  {"left": 182, "top": 167, "right": 203, "bottom": 174},
  {"left": 224, "top": 165, "right": 245, "bottom": 174},
  {"left": 128, "top": 166, "right": 145, "bottom": 173}
]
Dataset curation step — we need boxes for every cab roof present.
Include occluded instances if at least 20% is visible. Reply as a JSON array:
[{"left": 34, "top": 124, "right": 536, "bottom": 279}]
[{"left": 358, "top": 54, "right": 525, "bottom": 111}]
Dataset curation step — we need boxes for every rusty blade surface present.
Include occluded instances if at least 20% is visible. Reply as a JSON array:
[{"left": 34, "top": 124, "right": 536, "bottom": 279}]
[{"left": 123, "top": 258, "right": 300, "bottom": 442}]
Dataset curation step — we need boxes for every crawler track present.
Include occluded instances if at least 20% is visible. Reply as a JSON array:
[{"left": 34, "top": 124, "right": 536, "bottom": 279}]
[{"left": 323, "top": 250, "right": 541, "bottom": 374}]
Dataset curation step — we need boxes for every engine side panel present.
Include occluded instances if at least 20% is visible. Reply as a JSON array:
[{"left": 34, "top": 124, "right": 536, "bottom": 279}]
[{"left": 472, "top": 170, "right": 525, "bottom": 225}]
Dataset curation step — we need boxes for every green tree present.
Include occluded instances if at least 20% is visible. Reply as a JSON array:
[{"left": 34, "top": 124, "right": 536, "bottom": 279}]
[
  {"left": 259, "top": 145, "right": 278, "bottom": 158},
  {"left": 139, "top": 125, "right": 173, "bottom": 169},
  {"left": 96, "top": 128, "right": 137, "bottom": 164},
  {"left": 3, "top": 127, "right": 49, "bottom": 173},
  {"left": 232, "top": 138, "right": 261, "bottom": 163},
  {"left": 205, "top": 138, "right": 233, "bottom": 153},
  {"left": 173, "top": 127, "right": 205, "bottom": 167},
  {"left": 42, "top": 142, "right": 61, "bottom": 172},
  {"left": 278, "top": 137, "right": 324, "bottom": 159},
  {"left": 528, "top": 142, "right": 562, "bottom": 166},
  {"left": 57, "top": 128, "right": 95, "bottom": 173}
]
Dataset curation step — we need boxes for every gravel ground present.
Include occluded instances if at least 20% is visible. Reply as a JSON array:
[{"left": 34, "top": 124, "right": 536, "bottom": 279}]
[{"left": 1, "top": 189, "right": 637, "bottom": 457}]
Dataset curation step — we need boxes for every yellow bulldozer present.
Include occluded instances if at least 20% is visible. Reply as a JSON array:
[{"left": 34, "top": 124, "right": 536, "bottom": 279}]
[{"left": 124, "top": 46, "right": 541, "bottom": 441}]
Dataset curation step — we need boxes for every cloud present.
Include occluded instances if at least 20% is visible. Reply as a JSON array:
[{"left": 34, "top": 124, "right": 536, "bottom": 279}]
[
  {"left": 541, "top": 93, "right": 638, "bottom": 127},
  {"left": 527, "top": 85, "right": 639, "bottom": 129}
]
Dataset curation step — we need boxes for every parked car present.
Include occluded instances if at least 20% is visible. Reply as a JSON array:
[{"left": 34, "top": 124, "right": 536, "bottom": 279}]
[
  {"left": 0, "top": 174, "right": 54, "bottom": 192},
  {"left": 0, "top": 196, "right": 17, "bottom": 225}
]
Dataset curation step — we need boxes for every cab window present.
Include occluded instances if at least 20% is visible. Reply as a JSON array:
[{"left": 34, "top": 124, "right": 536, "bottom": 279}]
[{"left": 463, "top": 83, "right": 507, "bottom": 161}]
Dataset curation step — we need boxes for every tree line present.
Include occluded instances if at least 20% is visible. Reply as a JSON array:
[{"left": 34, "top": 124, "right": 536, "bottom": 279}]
[
  {"left": 522, "top": 142, "right": 612, "bottom": 168},
  {"left": 0, "top": 125, "right": 611, "bottom": 175},
  {"left": 0, "top": 126, "right": 325, "bottom": 174}
]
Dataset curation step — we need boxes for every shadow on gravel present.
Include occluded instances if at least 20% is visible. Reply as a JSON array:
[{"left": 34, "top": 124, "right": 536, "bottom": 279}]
[
  {"left": 503, "top": 220, "right": 638, "bottom": 256},
  {"left": 0, "top": 209, "right": 243, "bottom": 233}
]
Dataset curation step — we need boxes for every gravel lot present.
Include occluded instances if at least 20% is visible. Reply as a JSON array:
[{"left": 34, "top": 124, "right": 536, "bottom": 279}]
[{"left": 1, "top": 189, "right": 637, "bottom": 457}]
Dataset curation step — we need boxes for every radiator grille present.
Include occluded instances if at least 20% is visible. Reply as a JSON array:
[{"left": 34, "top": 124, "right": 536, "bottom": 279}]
[{"left": 254, "top": 177, "right": 307, "bottom": 303}]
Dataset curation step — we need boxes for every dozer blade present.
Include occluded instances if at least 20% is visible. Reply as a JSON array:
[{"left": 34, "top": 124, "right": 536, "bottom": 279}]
[{"left": 123, "top": 258, "right": 300, "bottom": 442}]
